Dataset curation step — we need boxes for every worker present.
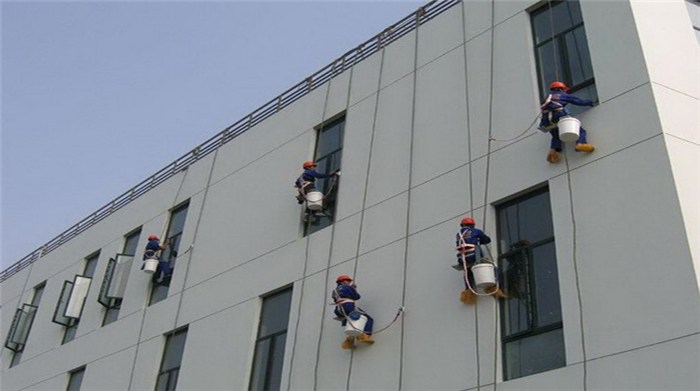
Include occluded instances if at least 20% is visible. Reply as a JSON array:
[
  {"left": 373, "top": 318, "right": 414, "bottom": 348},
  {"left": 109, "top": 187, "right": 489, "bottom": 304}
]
[
  {"left": 294, "top": 161, "right": 338, "bottom": 216},
  {"left": 143, "top": 235, "right": 172, "bottom": 283},
  {"left": 455, "top": 217, "right": 505, "bottom": 304},
  {"left": 538, "top": 81, "right": 596, "bottom": 164},
  {"left": 332, "top": 275, "right": 375, "bottom": 349}
]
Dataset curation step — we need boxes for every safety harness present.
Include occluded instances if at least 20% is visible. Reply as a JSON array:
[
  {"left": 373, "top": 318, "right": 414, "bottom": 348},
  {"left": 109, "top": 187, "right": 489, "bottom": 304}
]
[{"left": 540, "top": 93, "right": 565, "bottom": 131}]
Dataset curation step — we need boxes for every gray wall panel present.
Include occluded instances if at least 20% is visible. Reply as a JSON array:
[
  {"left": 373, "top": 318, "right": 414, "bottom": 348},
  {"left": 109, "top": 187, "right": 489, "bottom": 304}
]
[
  {"left": 365, "top": 77, "right": 414, "bottom": 206},
  {"left": 417, "top": 5, "right": 463, "bottom": 68},
  {"left": 587, "top": 334, "right": 700, "bottom": 391},
  {"left": 359, "top": 193, "right": 408, "bottom": 255},
  {"left": 335, "top": 95, "right": 377, "bottom": 220},
  {"left": 404, "top": 222, "right": 478, "bottom": 390},
  {"left": 349, "top": 51, "right": 382, "bottom": 107},
  {"left": 413, "top": 48, "right": 469, "bottom": 185},
  {"left": 379, "top": 31, "right": 416, "bottom": 90},
  {"left": 570, "top": 138, "right": 700, "bottom": 359},
  {"left": 409, "top": 165, "right": 470, "bottom": 235}
]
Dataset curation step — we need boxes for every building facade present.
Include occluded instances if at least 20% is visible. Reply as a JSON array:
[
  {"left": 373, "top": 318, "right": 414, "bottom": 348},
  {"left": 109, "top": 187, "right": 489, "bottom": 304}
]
[{"left": 2, "top": 1, "right": 699, "bottom": 390}]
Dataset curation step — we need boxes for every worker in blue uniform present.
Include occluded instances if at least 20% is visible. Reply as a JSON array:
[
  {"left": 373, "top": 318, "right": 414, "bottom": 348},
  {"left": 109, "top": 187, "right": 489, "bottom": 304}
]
[
  {"left": 539, "top": 81, "right": 596, "bottom": 164},
  {"left": 143, "top": 235, "right": 172, "bottom": 283},
  {"left": 332, "top": 275, "right": 375, "bottom": 349},
  {"left": 455, "top": 217, "right": 505, "bottom": 304},
  {"left": 295, "top": 161, "right": 338, "bottom": 218},
  {"left": 295, "top": 161, "right": 338, "bottom": 200}
]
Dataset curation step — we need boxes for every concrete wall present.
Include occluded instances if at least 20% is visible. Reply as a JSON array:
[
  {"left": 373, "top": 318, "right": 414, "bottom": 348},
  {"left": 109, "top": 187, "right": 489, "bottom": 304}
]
[{"left": 2, "top": 1, "right": 698, "bottom": 390}]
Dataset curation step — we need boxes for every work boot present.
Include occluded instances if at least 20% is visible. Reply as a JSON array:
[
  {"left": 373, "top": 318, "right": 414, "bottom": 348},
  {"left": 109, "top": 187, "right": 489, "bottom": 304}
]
[
  {"left": 575, "top": 143, "right": 595, "bottom": 153},
  {"left": 357, "top": 333, "right": 375, "bottom": 344},
  {"left": 341, "top": 337, "right": 355, "bottom": 350},
  {"left": 546, "top": 149, "right": 561, "bottom": 164},
  {"left": 460, "top": 289, "right": 477, "bottom": 305}
]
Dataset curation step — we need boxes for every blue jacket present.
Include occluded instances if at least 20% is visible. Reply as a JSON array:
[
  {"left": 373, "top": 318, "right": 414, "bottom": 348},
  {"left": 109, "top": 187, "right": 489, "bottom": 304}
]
[
  {"left": 143, "top": 239, "right": 163, "bottom": 260},
  {"left": 456, "top": 227, "right": 491, "bottom": 261},
  {"left": 332, "top": 284, "right": 360, "bottom": 317},
  {"left": 541, "top": 91, "right": 594, "bottom": 116},
  {"left": 295, "top": 169, "right": 332, "bottom": 189}
]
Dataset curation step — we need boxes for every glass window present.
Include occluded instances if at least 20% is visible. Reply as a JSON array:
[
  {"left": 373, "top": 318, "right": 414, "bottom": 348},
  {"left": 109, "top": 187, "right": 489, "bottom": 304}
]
[
  {"left": 687, "top": 0, "right": 700, "bottom": 42},
  {"left": 249, "top": 288, "right": 293, "bottom": 391},
  {"left": 103, "top": 229, "right": 141, "bottom": 326},
  {"left": 151, "top": 203, "right": 189, "bottom": 305},
  {"left": 63, "top": 253, "right": 99, "bottom": 344},
  {"left": 531, "top": 0, "right": 597, "bottom": 114},
  {"left": 305, "top": 116, "right": 344, "bottom": 236},
  {"left": 155, "top": 328, "right": 188, "bottom": 391},
  {"left": 497, "top": 188, "right": 565, "bottom": 380},
  {"left": 9, "top": 282, "right": 45, "bottom": 367},
  {"left": 66, "top": 366, "right": 86, "bottom": 391}
]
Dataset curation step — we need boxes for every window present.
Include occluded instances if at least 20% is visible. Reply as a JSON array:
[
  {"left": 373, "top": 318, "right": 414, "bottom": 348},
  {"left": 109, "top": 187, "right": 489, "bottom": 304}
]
[
  {"left": 249, "top": 288, "right": 293, "bottom": 391},
  {"left": 102, "top": 229, "right": 141, "bottom": 326},
  {"left": 687, "top": 0, "right": 700, "bottom": 42},
  {"left": 66, "top": 366, "right": 86, "bottom": 391},
  {"left": 155, "top": 328, "right": 188, "bottom": 391},
  {"left": 62, "top": 252, "right": 99, "bottom": 344},
  {"left": 7, "top": 282, "right": 45, "bottom": 367},
  {"left": 531, "top": 0, "right": 597, "bottom": 114},
  {"left": 305, "top": 116, "right": 344, "bottom": 236},
  {"left": 150, "top": 203, "right": 190, "bottom": 305},
  {"left": 497, "top": 188, "right": 565, "bottom": 380}
]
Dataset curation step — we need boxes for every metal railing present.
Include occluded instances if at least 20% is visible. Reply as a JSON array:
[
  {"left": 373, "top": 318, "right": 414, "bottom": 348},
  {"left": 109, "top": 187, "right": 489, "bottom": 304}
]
[{"left": 0, "top": 0, "right": 462, "bottom": 283}]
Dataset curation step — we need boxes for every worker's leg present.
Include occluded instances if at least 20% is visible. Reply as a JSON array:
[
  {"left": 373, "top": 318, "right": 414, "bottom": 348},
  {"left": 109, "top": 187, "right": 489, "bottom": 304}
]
[{"left": 575, "top": 127, "right": 595, "bottom": 152}]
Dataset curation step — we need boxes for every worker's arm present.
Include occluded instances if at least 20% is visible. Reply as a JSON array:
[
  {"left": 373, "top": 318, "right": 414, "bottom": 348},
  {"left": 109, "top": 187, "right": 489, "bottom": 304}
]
[{"left": 560, "top": 93, "right": 594, "bottom": 107}]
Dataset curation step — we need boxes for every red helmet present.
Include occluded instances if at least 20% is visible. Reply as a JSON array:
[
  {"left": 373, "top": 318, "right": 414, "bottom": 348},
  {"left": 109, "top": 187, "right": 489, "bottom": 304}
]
[
  {"left": 549, "top": 81, "right": 569, "bottom": 92},
  {"left": 460, "top": 217, "right": 476, "bottom": 226},
  {"left": 148, "top": 235, "right": 159, "bottom": 241},
  {"left": 336, "top": 275, "right": 353, "bottom": 283},
  {"left": 302, "top": 161, "right": 317, "bottom": 169}
]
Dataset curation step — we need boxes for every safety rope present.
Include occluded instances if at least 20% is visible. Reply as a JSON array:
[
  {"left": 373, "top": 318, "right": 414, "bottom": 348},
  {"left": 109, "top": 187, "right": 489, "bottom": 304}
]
[
  {"left": 563, "top": 151, "right": 588, "bottom": 390},
  {"left": 397, "top": 8, "right": 423, "bottom": 390},
  {"left": 127, "top": 165, "right": 190, "bottom": 391},
  {"left": 291, "top": 75, "right": 333, "bottom": 391},
  {"left": 488, "top": 113, "right": 541, "bottom": 143},
  {"left": 485, "top": 1, "right": 499, "bottom": 389},
  {"left": 458, "top": 1, "right": 483, "bottom": 389}
]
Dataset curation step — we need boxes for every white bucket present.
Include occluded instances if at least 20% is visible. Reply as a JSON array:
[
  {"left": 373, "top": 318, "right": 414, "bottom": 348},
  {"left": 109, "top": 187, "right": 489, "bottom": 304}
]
[
  {"left": 558, "top": 116, "right": 581, "bottom": 143},
  {"left": 344, "top": 315, "right": 367, "bottom": 337},
  {"left": 471, "top": 263, "right": 496, "bottom": 290},
  {"left": 305, "top": 191, "right": 324, "bottom": 211},
  {"left": 143, "top": 259, "right": 158, "bottom": 274}
]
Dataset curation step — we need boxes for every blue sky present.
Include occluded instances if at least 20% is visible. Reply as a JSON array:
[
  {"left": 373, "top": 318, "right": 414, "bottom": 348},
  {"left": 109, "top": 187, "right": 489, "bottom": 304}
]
[{"left": 1, "top": 0, "right": 422, "bottom": 270}]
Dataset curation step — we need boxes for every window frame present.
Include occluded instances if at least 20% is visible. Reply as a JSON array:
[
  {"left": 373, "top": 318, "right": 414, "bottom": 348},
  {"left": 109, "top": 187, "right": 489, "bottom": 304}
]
[
  {"left": 8, "top": 282, "right": 45, "bottom": 367},
  {"left": 249, "top": 287, "right": 293, "bottom": 391},
  {"left": 150, "top": 202, "right": 190, "bottom": 305},
  {"left": 496, "top": 187, "right": 565, "bottom": 380},
  {"left": 66, "top": 366, "right": 86, "bottom": 391},
  {"left": 155, "top": 328, "right": 188, "bottom": 391},
  {"left": 304, "top": 115, "right": 344, "bottom": 236},
  {"left": 530, "top": 0, "right": 596, "bottom": 101}
]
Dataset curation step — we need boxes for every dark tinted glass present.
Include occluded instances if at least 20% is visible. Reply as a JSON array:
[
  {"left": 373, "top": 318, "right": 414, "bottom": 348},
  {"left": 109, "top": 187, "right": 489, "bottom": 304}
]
[
  {"left": 532, "top": 0, "right": 583, "bottom": 44},
  {"left": 123, "top": 229, "right": 142, "bottom": 256},
  {"left": 259, "top": 290, "right": 293, "bottom": 337},
  {"left": 67, "top": 367, "right": 85, "bottom": 391},
  {"left": 249, "top": 339, "right": 271, "bottom": 391},
  {"left": 84, "top": 253, "right": 99, "bottom": 278},
  {"left": 316, "top": 120, "right": 344, "bottom": 158},
  {"left": 504, "top": 328, "right": 566, "bottom": 380},
  {"left": 501, "top": 250, "right": 531, "bottom": 336},
  {"left": 532, "top": 242, "right": 562, "bottom": 326},
  {"left": 162, "top": 330, "right": 187, "bottom": 371},
  {"left": 565, "top": 27, "right": 594, "bottom": 85},
  {"left": 498, "top": 190, "right": 553, "bottom": 250}
]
